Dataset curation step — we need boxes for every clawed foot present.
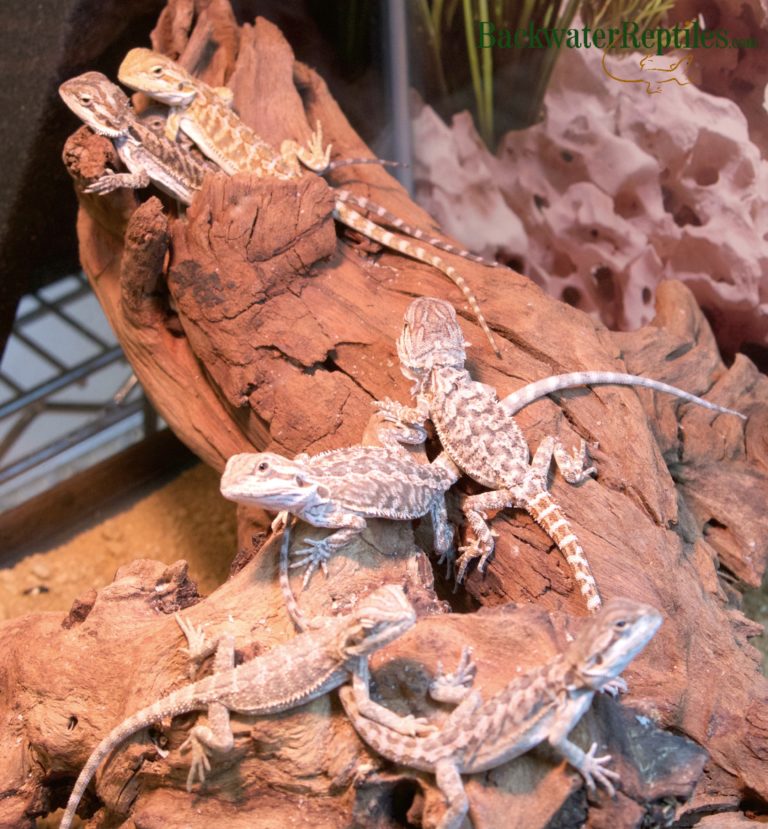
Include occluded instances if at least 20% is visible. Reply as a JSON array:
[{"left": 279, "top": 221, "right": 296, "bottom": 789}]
[
  {"left": 577, "top": 465, "right": 597, "bottom": 483},
  {"left": 391, "top": 713, "right": 438, "bottom": 736},
  {"left": 580, "top": 742, "right": 620, "bottom": 797},
  {"left": 84, "top": 171, "right": 120, "bottom": 194},
  {"left": 297, "top": 120, "right": 331, "bottom": 172},
  {"left": 175, "top": 613, "right": 214, "bottom": 675},
  {"left": 455, "top": 536, "right": 495, "bottom": 584},
  {"left": 180, "top": 732, "right": 211, "bottom": 792},
  {"left": 454, "top": 545, "right": 479, "bottom": 585},
  {"left": 290, "top": 537, "right": 333, "bottom": 588},
  {"left": 574, "top": 439, "right": 597, "bottom": 483},
  {"left": 556, "top": 439, "right": 597, "bottom": 485},
  {"left": 431, "top": 646, "right": 476, "bottom": 702},
  {"left": 602, "top": 677, "right": 628, "bottom": 697}
]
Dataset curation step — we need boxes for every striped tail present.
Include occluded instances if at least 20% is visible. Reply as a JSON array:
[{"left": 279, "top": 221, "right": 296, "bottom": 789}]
[
  {"left": 337, "top": 189, "right": 501, "bottom": 269},
  {"left": 334, "top": 201, "right": 501, "bottom": 356},
  {"left": 499, "top": 371, "right": 746, "bottom": 419},
  {"left": 59, "top": 689, "right": 199, "bottom": 829},
  {"left": 526, "top": 490, "right": 602, "bottom": 613},
  {"left": 325, "top": 158, "right": 405, "bottom": 172}
]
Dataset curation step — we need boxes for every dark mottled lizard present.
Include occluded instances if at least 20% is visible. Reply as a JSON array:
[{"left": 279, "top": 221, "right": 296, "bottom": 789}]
[
  {"left": 59, "top": 72, "right": 218, "bottom": 205},
  {"left": 377, "top": 297, "right": 745, "bottom": 610},
  {"left": 340, "top": 597, "right": 663, "bottom": 829}
]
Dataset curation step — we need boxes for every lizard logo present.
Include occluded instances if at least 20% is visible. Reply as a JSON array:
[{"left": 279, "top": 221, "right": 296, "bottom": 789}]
[{"left": 601, "top": 50, "right": 694, "bottom": 94}]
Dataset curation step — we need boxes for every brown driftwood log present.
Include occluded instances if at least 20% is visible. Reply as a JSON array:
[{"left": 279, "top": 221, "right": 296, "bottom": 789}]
[{"left": 1, "top": 0, "right": 767, "bottom": 826}]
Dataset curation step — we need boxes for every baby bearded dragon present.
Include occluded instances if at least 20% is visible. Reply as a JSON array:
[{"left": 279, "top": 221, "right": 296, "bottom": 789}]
[
  {"left": 117, "top": 48, "right": 501, "bottom": 355},
  {"left": 219, "top": 421, "right": 459, "bottom": 586},
  {"left": 340, "top": 597, "right": 663, "bottom": 829},
  {"left": 59, "top": 72, "right": 218, "bottom": 205},
  {"left": 60, "top": 72, "right": 494, "bottom": 268},
  {"left": 59, "top": 73, "right": 399, "bottom": 206},
  {"left": 377, "top": 297, "right": 745, "bottom": 611},
  {"left": 60, "top": 584, "right": 424, "bottom": 829}
]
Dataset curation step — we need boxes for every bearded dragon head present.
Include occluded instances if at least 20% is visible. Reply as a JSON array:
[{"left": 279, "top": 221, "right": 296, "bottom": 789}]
[
  {"left": 396, "top": 297, "right": 468, "bottom": 390},
  {"left": 118, "top": 48, "right": 199, "bottom": 106},
  {"left": 571, "top": 597, "right": 663, "bottom": 690},
  {"left": 220, "top": 452, "right": 325, "bottom": 513},
  {"left": 59, "top": 72, "right": 133, "bottom": 137},
  {"left": 341, "top": 584, "right": 417, "bottom": 657}
]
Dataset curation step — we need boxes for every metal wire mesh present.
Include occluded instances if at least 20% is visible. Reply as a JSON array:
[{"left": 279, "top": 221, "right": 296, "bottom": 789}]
[{"left": 0, "top": 273, "right": 158, "bottom": 510}]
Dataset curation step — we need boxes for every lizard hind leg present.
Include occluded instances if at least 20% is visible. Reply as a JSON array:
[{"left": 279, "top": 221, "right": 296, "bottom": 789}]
[
  {"left": 282, "top": 120, "right": 331, "bottom": 174},
  {"left": 553, "top": 438, "right": 596, "bottom": 485},
  {"left": 525, "top": 435, "right": 595, "bottom": 490},
  {"left": 180, "top": 702, "right": 235, "bottom": 791},
  {"left": 434, "top": 758, "right": 470, "bottom": 829},
  {"left": 455, "top": 489, "right": 511, "bottom": 583},
  {"left": 522, "top": 436, "right": 602, "bottom": 612},
  {"left": 179, "top": 630, "right": 237, "bottom": 791}
]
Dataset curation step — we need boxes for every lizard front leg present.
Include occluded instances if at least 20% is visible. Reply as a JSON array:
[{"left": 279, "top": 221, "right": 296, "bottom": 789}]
[
  {"left": 551, "top": 738, "right": 620, "bottom": 797},
  {"left": 514, "top": 439, "right": 602, "bottom": 612},
  {"left": 290, "top": 513, "right": 367, "bottom": 588},
  {"left": 84, "top": 168, "right": 151, "bottom": 195},
  {"left": 370, "top": 414, "right": 428, "bottom": 455},
  {"left": 281, "top": 120, "right": 332, "bottom": 174},
  {"left": 349, "top": 659, "right": 436, "bottom": 736},
  {"left": 434, "top": 758, "right": 470, "bottom": 829},
  {"left": 174, "top": 615, "right": 237, "bottom": 790},
  {"left": 521, "top": 435, "right": 595, "bottom": 492},
  {"left": 374, "top": 394, "right": 430, "bottom": 431}
]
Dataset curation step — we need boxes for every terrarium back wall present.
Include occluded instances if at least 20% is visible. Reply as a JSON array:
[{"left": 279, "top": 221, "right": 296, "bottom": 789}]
[{"left": 408, "top": 0, "right": 768, "bottom": 371}]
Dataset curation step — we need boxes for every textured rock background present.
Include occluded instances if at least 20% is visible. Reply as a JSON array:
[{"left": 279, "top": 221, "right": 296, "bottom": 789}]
[{"left": 413, "top": 30, "right": 768, "bottom": 365}]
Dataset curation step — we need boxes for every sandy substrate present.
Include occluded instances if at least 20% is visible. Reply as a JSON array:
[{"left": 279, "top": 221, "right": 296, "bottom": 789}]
[{"left": 0, "top": 464, "right": 237, "bottom": 622}]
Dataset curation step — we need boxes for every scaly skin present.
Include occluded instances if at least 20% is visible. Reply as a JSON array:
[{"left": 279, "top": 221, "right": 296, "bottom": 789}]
[
  {"left": 219, "top": 437, "right": 460, "bottom": 585},
  {"left": 377, "top": 297, "right": 745, "bottom": 611},
  {"left": 340, "top": 597, "right": 663, "bottom": 829},
  {"left": 60, "top": 584, "right": 423, "bottom": 829},
  {"left": 117, "top": 48, "right": 502, "bottom": 354},
  {"left": 59, "top": 72, "right": 217, "bottom": 204}
]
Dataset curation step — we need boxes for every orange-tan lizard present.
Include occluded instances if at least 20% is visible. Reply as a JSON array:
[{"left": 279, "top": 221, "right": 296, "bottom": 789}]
[{"left": 117, "top": 48, "right": 502, "bottom": 355}]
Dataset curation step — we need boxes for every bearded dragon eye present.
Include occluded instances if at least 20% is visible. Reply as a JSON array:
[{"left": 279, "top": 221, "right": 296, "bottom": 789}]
[
  {"left": 257, "top": 461, "right": 268, "bottom": 472},
  {"left": 80, "top": 94, "right": 92, "bottom": 105},
  {"left": 152, "top": 65, "right": 163, "bottom": 75},
  {"left": 614, "top": 619, "right": 628, "bottom": 630}
]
